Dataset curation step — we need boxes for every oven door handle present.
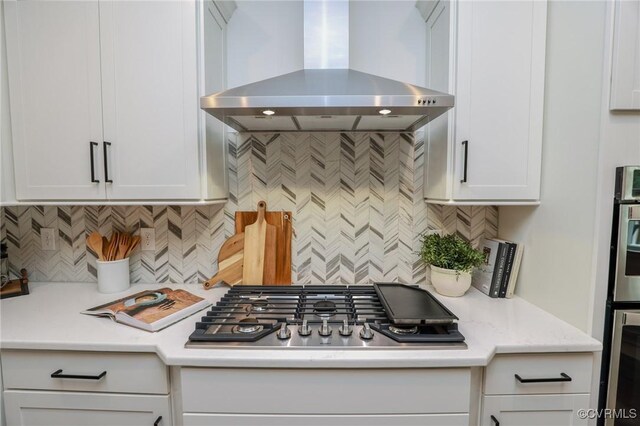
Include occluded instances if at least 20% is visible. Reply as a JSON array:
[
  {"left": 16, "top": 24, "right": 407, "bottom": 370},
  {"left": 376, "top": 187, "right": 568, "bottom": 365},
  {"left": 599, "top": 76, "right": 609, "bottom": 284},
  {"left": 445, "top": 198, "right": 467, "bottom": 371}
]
[{"left": 623, "top": 312, "right": 640, "bottom": 326}]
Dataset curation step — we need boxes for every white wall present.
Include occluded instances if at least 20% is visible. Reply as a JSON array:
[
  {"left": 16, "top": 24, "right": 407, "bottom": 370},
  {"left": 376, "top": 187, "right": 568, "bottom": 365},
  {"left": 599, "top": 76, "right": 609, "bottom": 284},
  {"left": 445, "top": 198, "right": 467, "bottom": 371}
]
[
  {"left": 226, "top": 1, "right": 303, "bottom": 88},
  {"left": 0, "top": 0, "right": 15, "bottom": 205},
  {"left": 349, "top": 1, "right": 426, "bottom": 86},
  {"left": 226, "top": 1, "right": 426, "bottom": 88},
  {"left": 499, "top": 0, "right": 609, "bottom": 331},
  {"left": 589, "top": 1, "right": 640, "bottom": 341}
]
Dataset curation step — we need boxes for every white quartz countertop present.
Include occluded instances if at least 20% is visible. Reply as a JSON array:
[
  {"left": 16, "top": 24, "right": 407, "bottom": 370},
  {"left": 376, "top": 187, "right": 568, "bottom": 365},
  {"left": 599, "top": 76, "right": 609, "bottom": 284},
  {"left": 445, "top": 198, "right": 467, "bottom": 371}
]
[{"left": 0, "top": 282, "right": 601, "bottom": 368}]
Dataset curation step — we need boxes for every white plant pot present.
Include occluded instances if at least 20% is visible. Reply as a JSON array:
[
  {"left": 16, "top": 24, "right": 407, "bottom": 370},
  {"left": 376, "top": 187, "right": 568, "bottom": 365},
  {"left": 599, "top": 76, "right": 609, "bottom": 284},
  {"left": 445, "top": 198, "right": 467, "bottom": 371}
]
[{"left": 430, "top": 266, "right": 472, "bottom": 297}]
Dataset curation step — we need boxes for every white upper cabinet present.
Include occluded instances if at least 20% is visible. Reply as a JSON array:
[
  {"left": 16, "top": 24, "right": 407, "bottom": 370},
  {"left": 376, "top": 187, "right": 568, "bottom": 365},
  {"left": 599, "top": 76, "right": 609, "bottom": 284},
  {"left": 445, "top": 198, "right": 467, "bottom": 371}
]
[
  {"left": 4, "top": 1, "right": 105, "bottom": 200},
  {"left": 3, "top": 0, "right": 232, "bottom": 203},
  {"left": 200, "top": 1, "right": 229, "bottom": 200},
  {"left": 99, "top": 1, "right": 200, "bottom": 200},
  {"left": 421, "top": 0, "right": 547, "bottom": 204},
  {"left": 610, "top": 0, "right": 640, "bottom": 110}
]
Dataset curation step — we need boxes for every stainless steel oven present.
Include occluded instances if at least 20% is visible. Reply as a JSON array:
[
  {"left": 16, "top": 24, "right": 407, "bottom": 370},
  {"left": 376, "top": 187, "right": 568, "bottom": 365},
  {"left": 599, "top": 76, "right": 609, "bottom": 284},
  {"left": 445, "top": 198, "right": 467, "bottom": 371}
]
[
  {"left": 614, "top": 203, "right": 640, "bottom": 301},
  {"left": 600, "top": 166, "right": 640, "bottom": 425},
  {"left": 606, "top": 310, "right": 640, "bottom": 426},
  {"left": 614, "top": 166, "right": 640, "bottom": 302}
]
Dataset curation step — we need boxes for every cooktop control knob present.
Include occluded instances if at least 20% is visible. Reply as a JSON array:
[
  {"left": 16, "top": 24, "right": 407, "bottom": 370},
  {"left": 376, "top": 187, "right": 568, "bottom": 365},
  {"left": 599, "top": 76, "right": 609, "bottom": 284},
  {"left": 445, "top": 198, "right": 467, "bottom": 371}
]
[
  {"left": 298, "top": 319, "right": 312, "bottom": 337},
  {"left": 319, "top": 319, "right": 332, "bottom": 337},
  {"left": 277, "top": 323, "right": 291, "bottom": 340},
  {"left": 359, "top": 323, "right": 374, "bottom": 340},
  {"left": 339, "top": 319, "right": 353, "bottom": 336}
]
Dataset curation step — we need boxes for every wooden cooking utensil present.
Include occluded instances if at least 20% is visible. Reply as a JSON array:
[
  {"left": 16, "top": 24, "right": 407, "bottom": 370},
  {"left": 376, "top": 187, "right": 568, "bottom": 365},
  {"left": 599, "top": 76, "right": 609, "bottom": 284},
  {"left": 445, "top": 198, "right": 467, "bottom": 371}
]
[
  {"left": 242, "top": 201, "right": 276, "bottom": 285},
  {"left": 102, "top": 236, "right": 109, "bottom": 260},
  {"left": 86, "top": 231, "right": 105, "bottom": 261},
  {"left": 124, "top": 235, "right": 141, "bottom": 258},
  {"left": 108, "top": 232, "right": 120, "bottom": 261},
  {"left": 235, "top": 209, "right": 292, "bottom": 285},
  {"left": 203, "top": 233, "right": 245, "bottom": 289},
  {"left": 116, "top": 233, "right": 131, "bottom": 260}
]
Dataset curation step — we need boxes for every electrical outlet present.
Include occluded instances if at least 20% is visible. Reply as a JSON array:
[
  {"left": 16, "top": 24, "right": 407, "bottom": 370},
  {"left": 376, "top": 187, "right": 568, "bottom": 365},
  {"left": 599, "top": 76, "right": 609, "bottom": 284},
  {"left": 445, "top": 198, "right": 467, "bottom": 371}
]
[
  {"left": 425, "top": 229, "right": 443, "bottom": 237},
  {"left": 140, "top": 228, "right": 155, "bottom": 251},
  {"left": 41, "top": 228, "right": 56, "bottom": 250}
]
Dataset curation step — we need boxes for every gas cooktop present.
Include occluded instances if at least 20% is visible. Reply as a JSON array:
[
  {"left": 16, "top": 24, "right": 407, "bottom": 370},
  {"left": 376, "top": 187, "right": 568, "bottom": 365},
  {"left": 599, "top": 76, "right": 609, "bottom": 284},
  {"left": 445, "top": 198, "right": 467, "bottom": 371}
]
[{"left": 186, "top": 284, "right": 466, "bottom": 349}]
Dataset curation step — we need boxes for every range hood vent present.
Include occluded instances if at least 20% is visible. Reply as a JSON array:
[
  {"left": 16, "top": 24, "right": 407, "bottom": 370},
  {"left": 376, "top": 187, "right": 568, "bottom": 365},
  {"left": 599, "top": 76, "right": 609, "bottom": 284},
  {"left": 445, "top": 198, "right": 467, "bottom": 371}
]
[{"left": 201, "top": 1, "right": 454, "bottom": 132}]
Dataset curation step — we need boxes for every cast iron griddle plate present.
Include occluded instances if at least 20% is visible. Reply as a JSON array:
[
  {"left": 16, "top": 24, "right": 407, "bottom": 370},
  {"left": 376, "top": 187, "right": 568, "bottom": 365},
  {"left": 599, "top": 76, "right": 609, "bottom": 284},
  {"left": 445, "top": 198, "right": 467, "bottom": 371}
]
[{"left": 373, "top": 283, "right": 458, "bottom": 325}]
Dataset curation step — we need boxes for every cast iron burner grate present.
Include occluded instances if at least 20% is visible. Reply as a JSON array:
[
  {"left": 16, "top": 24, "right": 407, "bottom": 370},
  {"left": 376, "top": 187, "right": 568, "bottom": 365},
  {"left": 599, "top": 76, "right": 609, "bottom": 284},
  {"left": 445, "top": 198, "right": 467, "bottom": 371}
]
[{"left": 187, "top": 285, "right": 466, "bottom": 348}]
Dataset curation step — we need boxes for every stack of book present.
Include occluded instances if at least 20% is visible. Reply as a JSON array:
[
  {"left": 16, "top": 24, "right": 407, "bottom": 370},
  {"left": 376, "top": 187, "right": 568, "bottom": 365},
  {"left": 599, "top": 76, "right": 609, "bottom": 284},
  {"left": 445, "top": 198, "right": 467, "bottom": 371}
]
[{"left": 472, "top": 238, "right": 524, "bottom": 298}]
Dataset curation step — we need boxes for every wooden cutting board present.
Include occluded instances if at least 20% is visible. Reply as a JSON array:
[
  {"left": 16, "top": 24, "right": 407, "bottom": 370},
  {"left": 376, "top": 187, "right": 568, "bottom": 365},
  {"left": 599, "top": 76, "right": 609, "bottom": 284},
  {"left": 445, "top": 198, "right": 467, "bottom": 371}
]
[
  {"left": 235, "top": 207, "right": 292, "bottom": 285},
  {"left": 242, "top": 202, "right": 277, "bottom": 285},
  {"left": 203, "top": 233, "right": 244, "bottom": 289}
]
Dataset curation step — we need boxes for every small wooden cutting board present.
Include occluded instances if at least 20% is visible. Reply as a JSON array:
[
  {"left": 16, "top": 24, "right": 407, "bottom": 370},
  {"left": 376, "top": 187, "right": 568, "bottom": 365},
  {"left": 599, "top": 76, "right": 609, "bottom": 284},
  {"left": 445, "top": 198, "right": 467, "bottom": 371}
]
[
  {"left": 242, "top": 201, "right": 277, "bottom": 285},
  {"left": 235, "top": 208, "right": 292, "bottom": 285},
  {"left": 203, "top": 233, "right": 244, "bottom": 289}
]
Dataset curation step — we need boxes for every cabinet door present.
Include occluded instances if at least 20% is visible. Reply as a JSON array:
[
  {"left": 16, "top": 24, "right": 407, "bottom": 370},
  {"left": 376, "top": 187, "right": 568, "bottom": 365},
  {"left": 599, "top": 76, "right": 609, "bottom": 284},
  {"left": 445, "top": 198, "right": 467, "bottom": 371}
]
[
  {"left": 201, "top": 1, "right": 228, "bottom": 200},
  {"left": 481, "top": 394, "right": 589, "bottom": 426},
  {"left": 424, "top": 0, "right": 452, "bottom": 201},
  {"left": 4, "top": 0, "right": 105, "bottom": 200},
  {"left": 4, "top": 390, "right": 171, "bottom": 426},
  {"left": 610, "top": 0, "right": 640, "bottom": 110},
  {"left": 99, "top": 1, "right": 200, "bottom": 200},
  {"left": 452, "top": 1, "right": 546, "bottom": 201}
]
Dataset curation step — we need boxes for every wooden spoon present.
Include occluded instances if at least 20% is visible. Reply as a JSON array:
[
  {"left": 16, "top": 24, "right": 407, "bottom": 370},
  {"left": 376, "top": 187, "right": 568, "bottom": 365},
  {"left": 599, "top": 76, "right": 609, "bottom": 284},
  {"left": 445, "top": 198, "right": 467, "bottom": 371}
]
[
  {"left": 117, "top": 233, "right": 131, "bottom": 260},
  {"left": 124, "top": 235, "right": 140, "bottom": 258},
  {"left": 86, "top": 231, "right": 105, "bottom": 261},
  {"left": 102, "top": 237, "right": 109, "bottom": 260},
  {"left": 107, "top": 232, "right": 120, "bottom": 261}
]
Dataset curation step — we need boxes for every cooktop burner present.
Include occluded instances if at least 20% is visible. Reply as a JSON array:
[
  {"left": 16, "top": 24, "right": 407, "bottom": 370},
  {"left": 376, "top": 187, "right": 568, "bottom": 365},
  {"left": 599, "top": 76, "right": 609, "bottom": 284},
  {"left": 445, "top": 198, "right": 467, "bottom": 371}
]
[{"left": 186, "top": 284, "right": 466, "bottom": 349}]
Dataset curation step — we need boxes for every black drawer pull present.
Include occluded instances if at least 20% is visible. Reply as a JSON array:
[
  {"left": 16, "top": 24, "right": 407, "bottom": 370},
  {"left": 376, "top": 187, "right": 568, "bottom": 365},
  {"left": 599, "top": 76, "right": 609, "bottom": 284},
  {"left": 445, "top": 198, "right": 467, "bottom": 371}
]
[
  {"left": 103, "top": 141, "right": 113, "bottom": 183},
  {"left": 514, "top": 372, "right": 572, "bottom": 383},
  {"left": 491, "top": 415, "right": 500, "bottom": 426},
  {"left": 89, "top": 142, "right": 99, "bottom": 183},
  {"left": 460, "top": 140, "right": 469, "bottom": 183},
  {"left": 153, "top": 416, "right": 162, "bottom": 426},
  {"left": 51, "top": 369, "right": 107, "bottom": 380}
]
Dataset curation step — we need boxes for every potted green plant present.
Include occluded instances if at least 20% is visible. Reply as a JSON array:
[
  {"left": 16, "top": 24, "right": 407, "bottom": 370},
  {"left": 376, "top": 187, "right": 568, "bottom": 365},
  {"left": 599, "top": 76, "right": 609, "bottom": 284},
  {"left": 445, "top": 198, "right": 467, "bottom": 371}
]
[{"left": 419, "top": 233, "right": 485, "bottom": 297}]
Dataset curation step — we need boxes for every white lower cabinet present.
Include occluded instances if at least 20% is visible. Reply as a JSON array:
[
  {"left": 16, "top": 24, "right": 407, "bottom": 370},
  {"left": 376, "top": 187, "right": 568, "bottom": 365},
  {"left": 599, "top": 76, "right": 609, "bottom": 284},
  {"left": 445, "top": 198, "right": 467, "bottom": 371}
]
[
  {"left": 481, "top": 353, "right": 594, "bottom": 426},
  {"left": 1, "top": 350, "right": 172, "bottom": 426},
  {"left": 179, "top": 367, "right": 472, "bottom": 426},
  {"left": 4, "top": 391, "right": 170, "bottom": 426},
  {"left": 481, "top": 394, "right": 590, "bottom": 426},
  {"left": 183, "top": 413, "right": 469, "bottom": 426}
]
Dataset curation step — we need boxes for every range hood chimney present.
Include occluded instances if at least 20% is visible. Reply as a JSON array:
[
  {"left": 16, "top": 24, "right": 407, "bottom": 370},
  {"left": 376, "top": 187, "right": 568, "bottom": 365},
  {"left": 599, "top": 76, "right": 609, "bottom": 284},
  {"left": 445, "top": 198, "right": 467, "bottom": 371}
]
[{"left": 200, "top": 0, "right": 454, "bottom": 132}]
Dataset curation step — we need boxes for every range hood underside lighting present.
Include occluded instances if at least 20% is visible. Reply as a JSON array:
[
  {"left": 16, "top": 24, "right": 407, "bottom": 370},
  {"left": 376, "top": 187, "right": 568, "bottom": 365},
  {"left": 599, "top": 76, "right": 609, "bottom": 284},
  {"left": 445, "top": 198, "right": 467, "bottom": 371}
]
[
  {"left": 222, "top": 112, "right": 447, "bottom": 132},
  {"left": 201, "top": 69, "right": 454, "bottom": 132}
]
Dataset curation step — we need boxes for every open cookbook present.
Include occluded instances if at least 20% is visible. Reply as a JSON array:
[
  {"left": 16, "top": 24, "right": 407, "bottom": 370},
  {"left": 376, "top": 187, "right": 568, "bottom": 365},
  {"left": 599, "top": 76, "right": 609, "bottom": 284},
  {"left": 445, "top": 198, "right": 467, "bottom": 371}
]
[{"left": 82, "top": 288, "right": 211, "bottom": 332}]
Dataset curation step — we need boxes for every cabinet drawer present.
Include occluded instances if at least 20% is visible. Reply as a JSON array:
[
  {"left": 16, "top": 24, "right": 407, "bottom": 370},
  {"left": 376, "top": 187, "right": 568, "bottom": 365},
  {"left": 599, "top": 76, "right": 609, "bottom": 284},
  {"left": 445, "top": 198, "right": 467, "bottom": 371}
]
[
  {"left": 484, "top": 353, "right": 593, "bottom": 395},
  {"left": 183, "top": 413, "right": 469, "bottom": 426},
  {"left": 481, "top": 394, "right": 589, "bottom": 426},
  {"left": 2, "top": 350, "right": 169, "bottom": 394},
  {"left": 181, "top": 368, "right": 471, "bottom": 414},
  {"left": 4, "top": 390, "right": 171, "bottom": 426}
]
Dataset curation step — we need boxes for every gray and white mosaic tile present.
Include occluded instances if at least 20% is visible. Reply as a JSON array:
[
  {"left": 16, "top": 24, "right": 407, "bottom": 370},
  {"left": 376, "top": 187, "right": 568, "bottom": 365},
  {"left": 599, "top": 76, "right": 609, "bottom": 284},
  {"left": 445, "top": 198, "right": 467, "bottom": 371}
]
[{"left": 0, "top": 132, "right": 498, "bottom": 284}]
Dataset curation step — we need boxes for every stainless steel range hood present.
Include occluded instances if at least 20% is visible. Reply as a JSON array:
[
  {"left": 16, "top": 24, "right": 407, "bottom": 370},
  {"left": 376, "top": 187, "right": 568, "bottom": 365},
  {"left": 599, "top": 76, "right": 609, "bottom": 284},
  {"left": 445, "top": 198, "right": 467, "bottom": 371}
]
[{"left": 201, "top": 1, "right": 454, "bottom": 132}]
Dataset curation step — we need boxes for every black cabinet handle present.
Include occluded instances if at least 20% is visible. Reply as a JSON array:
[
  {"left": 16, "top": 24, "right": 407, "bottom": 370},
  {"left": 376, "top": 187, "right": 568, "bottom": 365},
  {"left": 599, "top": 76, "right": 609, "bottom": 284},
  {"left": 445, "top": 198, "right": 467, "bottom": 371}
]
[
  {"left": 90, "top": 142, "right": 99, "bottom": 183},
  {"left": 103, "top": 141, "right": 113, "bottom": 183},
  {"left": 460, "top": 140, "right": 468, "bottom": 183},
  {"left": 153, "top": 416, "right": 162, "bottom": 426},
  {"left": 490, "top": 415, "right": 500, "bottom": 426},
  {"left": 514, "top": 372, "right": 572, "bottom": 383},
  {"left": 51, "top": 369, "right": 106, "bottom": 380}
]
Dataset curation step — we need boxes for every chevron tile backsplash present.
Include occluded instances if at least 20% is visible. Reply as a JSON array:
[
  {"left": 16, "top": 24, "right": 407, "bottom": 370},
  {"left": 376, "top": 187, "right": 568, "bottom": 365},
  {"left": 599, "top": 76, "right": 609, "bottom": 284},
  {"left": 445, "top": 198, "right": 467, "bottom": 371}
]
[{"left": 0, "top": 132, "right": 497, "bottom": 284}]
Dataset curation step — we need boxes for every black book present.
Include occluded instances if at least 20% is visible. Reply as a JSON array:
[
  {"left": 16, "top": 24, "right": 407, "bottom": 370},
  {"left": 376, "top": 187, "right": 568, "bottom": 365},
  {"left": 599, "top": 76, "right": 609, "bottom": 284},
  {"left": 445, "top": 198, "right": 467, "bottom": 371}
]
[
  {"left": 499, "top": 242, "right": 518, "bottom": 298},
  {"left": 490, "top": 243, "right": 508, "bottom": 298}
]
